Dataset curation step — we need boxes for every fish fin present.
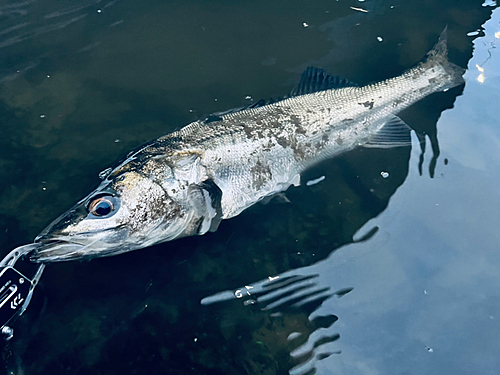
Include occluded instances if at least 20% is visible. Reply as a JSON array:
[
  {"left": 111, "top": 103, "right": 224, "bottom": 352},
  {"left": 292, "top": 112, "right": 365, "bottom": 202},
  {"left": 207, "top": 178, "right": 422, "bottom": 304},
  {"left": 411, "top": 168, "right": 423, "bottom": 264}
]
[
  {"left": 199, "top": 179, "right": 223, "bottom": 232},
  {"left": 364, "top": 116, "right": 412, "bottom": 148},
  {"left": 291, "top": 67, "right": 358, "bottom": 97},
  {"left": 421, "top": 26, "right": 465, "bottom": 90},
  {"left": 189, "top": 179, "right": 223, "bottom": 235}
]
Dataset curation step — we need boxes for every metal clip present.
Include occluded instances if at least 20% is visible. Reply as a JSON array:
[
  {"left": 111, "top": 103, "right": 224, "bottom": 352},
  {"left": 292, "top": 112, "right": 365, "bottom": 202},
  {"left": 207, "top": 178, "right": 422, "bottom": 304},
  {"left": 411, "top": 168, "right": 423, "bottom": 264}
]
[{"left": 0, "top": 244, "right": 45, "bottom": 341}]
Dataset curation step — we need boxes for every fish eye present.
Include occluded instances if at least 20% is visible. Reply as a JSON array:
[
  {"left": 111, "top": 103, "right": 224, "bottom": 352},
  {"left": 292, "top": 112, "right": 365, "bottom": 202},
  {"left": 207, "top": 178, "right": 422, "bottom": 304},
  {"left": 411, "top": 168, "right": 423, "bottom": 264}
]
[{"left": 88, "top": 195, "right": 116, "bottom": 217}]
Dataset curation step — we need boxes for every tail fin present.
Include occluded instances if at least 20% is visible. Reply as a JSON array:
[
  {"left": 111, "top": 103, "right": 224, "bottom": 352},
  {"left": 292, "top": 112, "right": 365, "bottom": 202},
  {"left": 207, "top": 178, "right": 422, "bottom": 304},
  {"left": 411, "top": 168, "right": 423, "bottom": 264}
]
[{"left": 423, "top": 27, "right": 465, "bottom": 90}]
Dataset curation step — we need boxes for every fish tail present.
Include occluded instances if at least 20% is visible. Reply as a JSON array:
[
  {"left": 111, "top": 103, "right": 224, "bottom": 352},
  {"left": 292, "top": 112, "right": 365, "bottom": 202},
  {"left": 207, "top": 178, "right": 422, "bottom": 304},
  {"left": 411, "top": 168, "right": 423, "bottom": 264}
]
[{"left": 422, "top": 26, "right": 465, "bottom": 90}]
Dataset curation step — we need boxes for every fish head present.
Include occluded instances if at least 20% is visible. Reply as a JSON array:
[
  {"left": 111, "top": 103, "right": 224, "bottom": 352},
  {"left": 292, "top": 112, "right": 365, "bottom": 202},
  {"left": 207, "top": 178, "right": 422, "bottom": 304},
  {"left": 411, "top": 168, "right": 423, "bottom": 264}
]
[{"left": 31, "top": 164, "right": 197, "bottom": 262}]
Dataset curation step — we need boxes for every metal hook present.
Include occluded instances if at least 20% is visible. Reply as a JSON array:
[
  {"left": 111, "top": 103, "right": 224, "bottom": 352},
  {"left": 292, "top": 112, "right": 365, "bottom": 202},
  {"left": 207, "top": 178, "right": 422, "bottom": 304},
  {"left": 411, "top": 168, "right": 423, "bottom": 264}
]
[{"left": 0, "top": 244, "right": 45, "bottom": 341}]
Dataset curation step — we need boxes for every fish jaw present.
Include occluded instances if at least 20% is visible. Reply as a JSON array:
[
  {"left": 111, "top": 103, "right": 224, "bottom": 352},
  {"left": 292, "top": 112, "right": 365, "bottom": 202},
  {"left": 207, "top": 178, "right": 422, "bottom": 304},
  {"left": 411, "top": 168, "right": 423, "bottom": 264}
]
[{"left": 30, "top": 240, "right": 88, "bottom": 262}]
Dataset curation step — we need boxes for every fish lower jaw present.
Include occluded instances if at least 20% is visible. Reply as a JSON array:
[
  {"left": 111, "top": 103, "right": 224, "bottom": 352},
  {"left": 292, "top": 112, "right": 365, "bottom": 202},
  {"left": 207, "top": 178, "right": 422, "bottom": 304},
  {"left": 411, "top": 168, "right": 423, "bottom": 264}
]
[{"left": 30, "top": 240, "right": 91, "bottom": 262}]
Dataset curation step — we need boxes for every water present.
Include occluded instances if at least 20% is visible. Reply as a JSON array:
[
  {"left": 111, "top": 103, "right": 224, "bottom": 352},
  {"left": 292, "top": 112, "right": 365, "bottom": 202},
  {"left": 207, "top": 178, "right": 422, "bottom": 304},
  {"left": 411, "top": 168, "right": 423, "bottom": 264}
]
[{"left": 0, "top": 0, "right": 498, "bottom": 373}]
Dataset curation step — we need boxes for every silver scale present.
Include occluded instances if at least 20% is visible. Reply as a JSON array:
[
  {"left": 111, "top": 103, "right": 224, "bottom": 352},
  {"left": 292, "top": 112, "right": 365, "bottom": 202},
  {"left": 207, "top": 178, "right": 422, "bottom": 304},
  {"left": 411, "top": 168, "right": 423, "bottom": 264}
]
[{"left": 0, "top": 244, "right": 45, "bottom": 341}]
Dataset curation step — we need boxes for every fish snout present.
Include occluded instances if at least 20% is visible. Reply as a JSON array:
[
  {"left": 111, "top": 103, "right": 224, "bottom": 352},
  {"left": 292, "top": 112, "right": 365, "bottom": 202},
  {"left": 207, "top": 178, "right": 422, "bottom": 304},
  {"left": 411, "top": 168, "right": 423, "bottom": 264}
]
[{"left": 30, "top": 240, "right": 86, "bottom": 262}]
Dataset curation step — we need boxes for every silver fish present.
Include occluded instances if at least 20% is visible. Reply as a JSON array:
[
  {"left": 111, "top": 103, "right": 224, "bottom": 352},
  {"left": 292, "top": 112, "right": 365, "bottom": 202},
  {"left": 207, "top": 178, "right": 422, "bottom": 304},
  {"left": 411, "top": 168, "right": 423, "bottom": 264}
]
[{"left": 31, "top": 31, "right": 464, "bottom": 262}]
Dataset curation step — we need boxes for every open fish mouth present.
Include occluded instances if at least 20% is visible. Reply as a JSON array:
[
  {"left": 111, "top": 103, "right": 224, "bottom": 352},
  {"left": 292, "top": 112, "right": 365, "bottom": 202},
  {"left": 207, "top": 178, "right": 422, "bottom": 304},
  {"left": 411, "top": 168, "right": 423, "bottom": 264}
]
[{"left": 30, "top": 240, "right": 87, "bottom": 263}]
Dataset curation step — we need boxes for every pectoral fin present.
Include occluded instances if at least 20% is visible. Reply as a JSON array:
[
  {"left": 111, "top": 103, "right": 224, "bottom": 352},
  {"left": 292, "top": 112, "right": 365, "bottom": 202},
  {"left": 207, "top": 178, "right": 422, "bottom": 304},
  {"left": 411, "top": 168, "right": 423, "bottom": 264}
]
[{"left": 188, "top": 179, "right": 223, "bottom": 235}]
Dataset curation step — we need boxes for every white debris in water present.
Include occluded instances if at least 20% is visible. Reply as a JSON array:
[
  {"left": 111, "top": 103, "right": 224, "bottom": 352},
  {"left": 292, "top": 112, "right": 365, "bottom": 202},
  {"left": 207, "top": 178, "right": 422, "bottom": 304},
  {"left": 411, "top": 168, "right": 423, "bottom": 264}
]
[
  {"left": 302, "top": 22, "right": 309, "bottom": 28},
  {"left": 350, "top": 6, "right": 368, "bottom": 12},
  {"left": 214, "top": 98, "right": 218, "bottom": 101},
  {"left": 424, "top": 290, "right": 427, "bottom": 294},
  {"left": 245, "top": 95, "right": 252, "bottom": 100},
  {"left": 114, "top": 139, "right": 120, "bottom": 143},
  {"left": 194, "top": 337, "right": 198, "bottom": 342},
  {"left": 495, "top": 31, "right": 500, "bottom": 39},
  {"left": 478, "top": 73, "right": 485, "bottom": 84},
  {"left": 42, "top": 187, "right": 46, "bottom": 191},
  {"left": 381, "top": 171, "right": 389, "bottom": 178},
  {"left": 39, "top": 114, "right": 45, "bottom": 118},
  {"left": 467, "top": 30, "right": 480, "bottom": 37},
  {"left": 46, "top": 75, "right": 50, "bottom": 78},
  {"left": 358, "top": 0, "right": 366, "bottom": 2},
  {"left": 268, "top": 275, "right": 279, "bottom": 281},
  {"left": 306, "top": 175, "right": 326, "bottom": 186},
  {"left": 377, "top": 36, "right": 383, "bottom": 42},
  {"left": 425, "top": 345, "right": 434, "bottom": 353}
]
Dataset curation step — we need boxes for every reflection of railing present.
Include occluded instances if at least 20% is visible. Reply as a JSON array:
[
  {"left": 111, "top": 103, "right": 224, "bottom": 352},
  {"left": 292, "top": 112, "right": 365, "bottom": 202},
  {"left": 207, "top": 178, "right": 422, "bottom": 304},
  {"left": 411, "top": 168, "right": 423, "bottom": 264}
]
[{"left": 202, "top": 273, "right": 354, "bottom": 375}]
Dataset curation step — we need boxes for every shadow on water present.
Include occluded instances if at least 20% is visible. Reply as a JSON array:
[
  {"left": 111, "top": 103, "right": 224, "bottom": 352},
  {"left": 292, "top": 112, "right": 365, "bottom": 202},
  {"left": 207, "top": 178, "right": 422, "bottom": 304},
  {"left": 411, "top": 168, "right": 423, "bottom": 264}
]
[{"left": 0, "top": 0, "right": 496, "bottom": 374}]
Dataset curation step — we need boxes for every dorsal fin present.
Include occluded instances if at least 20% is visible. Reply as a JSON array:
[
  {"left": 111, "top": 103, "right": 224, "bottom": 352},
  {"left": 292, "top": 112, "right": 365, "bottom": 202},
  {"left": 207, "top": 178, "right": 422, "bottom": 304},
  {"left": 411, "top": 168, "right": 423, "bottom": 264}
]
[{"left": 291, "top": 67, "right": 358, "bottom": 97}]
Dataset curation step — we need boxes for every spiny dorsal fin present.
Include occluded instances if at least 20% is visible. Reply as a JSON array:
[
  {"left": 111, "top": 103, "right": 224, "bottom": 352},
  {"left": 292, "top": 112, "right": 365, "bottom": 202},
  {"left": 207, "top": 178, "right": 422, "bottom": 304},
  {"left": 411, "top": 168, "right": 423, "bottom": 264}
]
[
  {"left": 291, "top": 67, "right": 358, "bottom": 97},
  {"left": 364, "top": 116, "right": 412, "bottom": 148}
]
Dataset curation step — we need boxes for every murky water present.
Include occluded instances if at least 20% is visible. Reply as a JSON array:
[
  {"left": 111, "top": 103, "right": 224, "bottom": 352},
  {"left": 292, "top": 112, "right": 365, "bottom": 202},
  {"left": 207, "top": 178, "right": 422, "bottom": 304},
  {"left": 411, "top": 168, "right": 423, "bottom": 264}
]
[{"left": 1, "top": 0, "right": 499, "bottom": 374}]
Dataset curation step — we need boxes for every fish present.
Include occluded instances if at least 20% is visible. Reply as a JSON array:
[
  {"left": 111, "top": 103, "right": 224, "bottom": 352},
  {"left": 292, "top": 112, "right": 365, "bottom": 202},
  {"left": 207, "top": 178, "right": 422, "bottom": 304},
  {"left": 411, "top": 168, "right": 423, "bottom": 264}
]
[{"left": 30, "top": 30, "right": 464, "bottom": 262}]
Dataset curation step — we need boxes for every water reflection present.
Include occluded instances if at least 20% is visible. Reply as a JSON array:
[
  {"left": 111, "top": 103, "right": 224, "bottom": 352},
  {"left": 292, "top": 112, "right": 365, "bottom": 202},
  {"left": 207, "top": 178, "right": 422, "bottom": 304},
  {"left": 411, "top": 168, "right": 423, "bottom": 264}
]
[
  {"left": 203, "top": 274, "right": 351, "bottom": 375},
  {"left": 203, "top": 8, "right": 500, "bottom": 374}
]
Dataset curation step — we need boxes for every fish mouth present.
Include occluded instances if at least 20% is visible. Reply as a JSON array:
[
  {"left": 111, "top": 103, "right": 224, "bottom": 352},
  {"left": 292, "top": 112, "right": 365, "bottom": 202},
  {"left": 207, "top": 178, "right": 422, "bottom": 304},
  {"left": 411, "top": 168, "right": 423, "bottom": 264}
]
[
  {"left": 31, "top": 225, "right": 130, "bottom": 262},
  {"left": 30, "top": 240, "right": 88, "bottom": 263}
]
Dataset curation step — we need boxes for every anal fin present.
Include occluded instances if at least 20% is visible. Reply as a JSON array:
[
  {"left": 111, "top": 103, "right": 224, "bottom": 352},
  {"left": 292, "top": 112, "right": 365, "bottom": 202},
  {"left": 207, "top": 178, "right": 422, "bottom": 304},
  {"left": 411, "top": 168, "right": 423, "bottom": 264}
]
[{"left": 364, "top": 116, "right": 412, "bottom": 148}]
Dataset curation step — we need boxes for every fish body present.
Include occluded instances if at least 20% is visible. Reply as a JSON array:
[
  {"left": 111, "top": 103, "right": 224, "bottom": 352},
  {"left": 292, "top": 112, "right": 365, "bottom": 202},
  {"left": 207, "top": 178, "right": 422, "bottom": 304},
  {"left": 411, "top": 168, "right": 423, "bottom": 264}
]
[{"left": 31, "top": 32, "right": 464, "bottom": 262}]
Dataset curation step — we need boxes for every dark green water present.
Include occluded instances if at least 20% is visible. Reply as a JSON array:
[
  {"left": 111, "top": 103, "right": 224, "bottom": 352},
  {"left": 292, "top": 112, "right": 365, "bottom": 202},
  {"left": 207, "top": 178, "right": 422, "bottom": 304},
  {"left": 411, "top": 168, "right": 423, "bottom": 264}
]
[{"left": 1, "top": 0, "right": 499, "bottom": 374}]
